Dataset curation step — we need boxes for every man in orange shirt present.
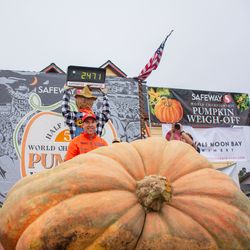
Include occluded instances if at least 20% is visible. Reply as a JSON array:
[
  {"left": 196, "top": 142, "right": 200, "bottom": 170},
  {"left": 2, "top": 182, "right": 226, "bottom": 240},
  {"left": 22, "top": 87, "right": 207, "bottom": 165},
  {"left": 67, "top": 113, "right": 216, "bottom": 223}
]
[{"left": 64, "top": 112, "right": 108, "bottom": 161}]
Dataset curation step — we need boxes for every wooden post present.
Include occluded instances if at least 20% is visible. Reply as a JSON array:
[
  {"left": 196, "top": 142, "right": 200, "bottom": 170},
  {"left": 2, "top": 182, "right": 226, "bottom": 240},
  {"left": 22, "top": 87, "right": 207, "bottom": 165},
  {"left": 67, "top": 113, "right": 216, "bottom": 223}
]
[{"left": 138, "top": 79, "right": 146, "bottom": 139}]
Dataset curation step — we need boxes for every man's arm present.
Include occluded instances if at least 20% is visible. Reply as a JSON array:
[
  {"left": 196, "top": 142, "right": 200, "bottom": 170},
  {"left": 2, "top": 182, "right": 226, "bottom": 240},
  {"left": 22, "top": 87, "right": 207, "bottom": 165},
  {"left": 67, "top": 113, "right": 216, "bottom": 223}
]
[
  {"left": 64, "top": 140, "right": 79, "bottom": 161},
  {"left": 100, "top": 94, "right": 110, "bottom": 122},
  {"left": 96, "top": 89, "right": 110, "bottom": 137},
  {"left": 61, "top": 88, "right": 76, "bottom": 122},
  {"left": 181, "top": 132, "right": 194, "bottom": 146}
]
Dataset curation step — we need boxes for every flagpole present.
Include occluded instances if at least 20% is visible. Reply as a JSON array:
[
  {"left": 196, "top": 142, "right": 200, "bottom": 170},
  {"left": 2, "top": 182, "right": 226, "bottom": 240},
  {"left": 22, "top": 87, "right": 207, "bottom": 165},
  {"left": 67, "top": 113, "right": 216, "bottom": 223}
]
[
  {"left": 136, "top": 30, "right": 174, "bottom": 139},
  {"left": 164, "top": 30, "right": 174, "bottom": 43}
]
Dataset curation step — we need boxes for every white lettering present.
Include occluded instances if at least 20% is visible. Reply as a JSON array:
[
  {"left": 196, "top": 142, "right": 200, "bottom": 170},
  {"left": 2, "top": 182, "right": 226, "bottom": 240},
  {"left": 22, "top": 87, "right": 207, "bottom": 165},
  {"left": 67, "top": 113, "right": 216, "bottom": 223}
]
[
  {"left": 37, "top": 86, "right": 64, "bottom": 94},
  {"left": 191, "top": 93, "right": 223, "bottom": 102}
]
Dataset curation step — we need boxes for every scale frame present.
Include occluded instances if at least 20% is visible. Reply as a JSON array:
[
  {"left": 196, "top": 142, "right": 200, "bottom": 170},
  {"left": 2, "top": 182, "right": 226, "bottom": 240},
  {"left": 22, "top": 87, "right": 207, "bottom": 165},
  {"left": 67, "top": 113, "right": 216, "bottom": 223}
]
[{"left": 67, "top": 81, "right": 105, "bottom": 89}]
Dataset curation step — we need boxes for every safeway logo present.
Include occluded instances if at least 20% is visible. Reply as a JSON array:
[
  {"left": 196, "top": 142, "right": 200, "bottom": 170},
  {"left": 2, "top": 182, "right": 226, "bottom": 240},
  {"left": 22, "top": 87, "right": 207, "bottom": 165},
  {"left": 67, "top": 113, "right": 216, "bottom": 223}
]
[{"left": 223, "top": 94, "right": 233, "bottom": 104}]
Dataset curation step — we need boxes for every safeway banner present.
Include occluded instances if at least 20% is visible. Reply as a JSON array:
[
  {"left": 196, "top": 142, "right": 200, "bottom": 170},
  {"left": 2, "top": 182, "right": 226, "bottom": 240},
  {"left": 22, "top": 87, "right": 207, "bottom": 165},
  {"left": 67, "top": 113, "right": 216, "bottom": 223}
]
[
  {"left": 148, "top": 87, "right": 250, "bottom": 127},
  {"left": 162, "top": 125, "right": 248, "bottom": 162}
]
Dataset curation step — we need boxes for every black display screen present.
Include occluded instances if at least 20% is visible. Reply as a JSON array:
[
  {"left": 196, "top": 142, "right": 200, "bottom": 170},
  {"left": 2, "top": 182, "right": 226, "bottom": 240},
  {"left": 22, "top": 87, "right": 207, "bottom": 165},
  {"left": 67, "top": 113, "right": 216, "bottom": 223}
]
[{"left": 67, "top": 66, "right": 106, "bottom": 83}]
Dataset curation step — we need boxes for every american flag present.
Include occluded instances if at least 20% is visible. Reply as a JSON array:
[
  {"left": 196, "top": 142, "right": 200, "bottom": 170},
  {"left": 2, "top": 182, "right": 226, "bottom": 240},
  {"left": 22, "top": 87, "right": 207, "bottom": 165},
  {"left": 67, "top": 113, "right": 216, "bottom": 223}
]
[{"left": 138, "top": 30, "right": 173, "bottom": 81}]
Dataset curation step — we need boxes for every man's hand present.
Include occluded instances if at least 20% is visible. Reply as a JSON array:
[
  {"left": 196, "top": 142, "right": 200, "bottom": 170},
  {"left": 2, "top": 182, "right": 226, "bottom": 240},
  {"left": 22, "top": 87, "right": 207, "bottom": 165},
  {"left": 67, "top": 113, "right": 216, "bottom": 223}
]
[
  {"left": 99, "top": 87, "right": 108, "bottom": 95},
  {"left": 63, "top": 84, "right": 74, "bottom": 90}
]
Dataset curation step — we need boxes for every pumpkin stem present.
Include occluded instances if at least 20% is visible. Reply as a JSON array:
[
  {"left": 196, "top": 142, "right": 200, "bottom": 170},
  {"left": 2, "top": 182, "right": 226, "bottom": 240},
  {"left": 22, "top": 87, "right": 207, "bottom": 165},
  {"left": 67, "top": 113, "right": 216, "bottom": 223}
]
[
  {"left": 136, "top": 175, "right": 172, "bottom": 212},
  {"left": 160, "top": 97, "right": 172, "bottom": 107}
]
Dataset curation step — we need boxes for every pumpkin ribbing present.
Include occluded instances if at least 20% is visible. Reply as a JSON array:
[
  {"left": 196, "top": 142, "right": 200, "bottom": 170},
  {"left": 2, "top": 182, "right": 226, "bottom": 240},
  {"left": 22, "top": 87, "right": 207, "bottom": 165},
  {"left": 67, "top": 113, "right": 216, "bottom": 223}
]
[{"left": 0, "top": 138, "right": 249, "bottom": 250}]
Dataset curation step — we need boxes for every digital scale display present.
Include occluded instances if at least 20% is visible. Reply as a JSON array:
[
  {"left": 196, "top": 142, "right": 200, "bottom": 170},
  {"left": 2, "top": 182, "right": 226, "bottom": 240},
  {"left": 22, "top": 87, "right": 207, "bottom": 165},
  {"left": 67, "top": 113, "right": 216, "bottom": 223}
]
[{"left": 67, "top": 66, "right": 106, "bottom": 88}]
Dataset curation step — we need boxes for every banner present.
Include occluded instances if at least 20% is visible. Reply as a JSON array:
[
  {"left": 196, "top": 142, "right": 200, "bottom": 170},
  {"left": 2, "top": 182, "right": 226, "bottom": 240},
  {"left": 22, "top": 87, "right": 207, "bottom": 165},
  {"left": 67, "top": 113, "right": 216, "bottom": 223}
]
[
  {"left": 20, "top": 111, "right": 116, "bottom": 176},
  {"left": 148, "top": 87, "right": 250, "bottom": 127},
  {"left": 162, "top": 125, "right": 248, "bottom": 162},
  {"left": 0, "top": 70, "right": 141, "bottom": 206}
]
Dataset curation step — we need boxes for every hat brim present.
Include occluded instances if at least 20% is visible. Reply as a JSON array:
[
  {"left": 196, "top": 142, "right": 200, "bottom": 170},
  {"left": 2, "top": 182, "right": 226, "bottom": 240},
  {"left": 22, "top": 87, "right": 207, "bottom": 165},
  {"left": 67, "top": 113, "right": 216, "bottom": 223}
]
[
  {"left": 74, "top": 94, "right": 97, "bottom": 100},
  {"left": 82, "top": 116, "right": 97, "bottom": 122}
]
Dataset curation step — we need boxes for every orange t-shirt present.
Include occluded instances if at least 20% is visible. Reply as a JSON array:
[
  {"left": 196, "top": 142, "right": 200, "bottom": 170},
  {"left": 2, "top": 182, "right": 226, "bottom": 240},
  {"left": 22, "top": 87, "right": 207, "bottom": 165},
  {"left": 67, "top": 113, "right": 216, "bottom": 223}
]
[{"left": 65, "top": 132, "right": 108, "bottom": 161}]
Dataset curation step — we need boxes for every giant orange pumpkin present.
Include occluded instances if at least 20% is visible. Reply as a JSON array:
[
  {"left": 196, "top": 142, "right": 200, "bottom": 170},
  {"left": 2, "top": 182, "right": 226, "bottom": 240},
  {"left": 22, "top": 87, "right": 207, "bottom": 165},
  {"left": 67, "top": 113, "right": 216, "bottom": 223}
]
[
  {"left": 0, "top": 138, "right": 250, "bottom": 250},
  {"left": 154, "top": 97, "right": 183, "bottom": 123}
]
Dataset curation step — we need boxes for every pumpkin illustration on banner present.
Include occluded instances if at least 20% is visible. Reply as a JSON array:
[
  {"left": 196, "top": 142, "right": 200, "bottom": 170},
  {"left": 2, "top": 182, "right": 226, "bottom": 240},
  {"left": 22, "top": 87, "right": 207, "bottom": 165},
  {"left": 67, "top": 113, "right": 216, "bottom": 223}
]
[
  {"left": 148, "top": 87, "right": 183, "bottom": 123},
  {"left": 154, "top": 97, "right": 183, "bottom": 123},
  {"left": 0, "top": 138, "right": 250, "bottom": 250}
]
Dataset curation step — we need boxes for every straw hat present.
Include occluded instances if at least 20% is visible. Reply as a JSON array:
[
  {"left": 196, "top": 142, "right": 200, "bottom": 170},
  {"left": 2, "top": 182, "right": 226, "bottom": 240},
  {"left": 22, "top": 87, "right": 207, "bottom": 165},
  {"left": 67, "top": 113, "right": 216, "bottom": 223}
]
[{"left": 75, "top": 86, "right": 97, "bottom": 100}]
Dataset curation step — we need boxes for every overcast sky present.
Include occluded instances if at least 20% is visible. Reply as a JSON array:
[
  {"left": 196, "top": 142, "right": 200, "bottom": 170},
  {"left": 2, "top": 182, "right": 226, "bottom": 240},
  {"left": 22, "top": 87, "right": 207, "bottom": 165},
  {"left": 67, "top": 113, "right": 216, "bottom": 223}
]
[{"left": 0, "top": 0, "right": 249, "bottom": 94}]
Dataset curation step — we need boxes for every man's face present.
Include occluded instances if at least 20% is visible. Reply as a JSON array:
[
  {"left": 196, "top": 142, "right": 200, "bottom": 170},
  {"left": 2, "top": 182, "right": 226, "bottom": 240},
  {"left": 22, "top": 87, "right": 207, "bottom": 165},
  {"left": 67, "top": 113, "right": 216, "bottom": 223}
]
[{"left": 82, "top": 118, "right": 97, "bottom": 135}]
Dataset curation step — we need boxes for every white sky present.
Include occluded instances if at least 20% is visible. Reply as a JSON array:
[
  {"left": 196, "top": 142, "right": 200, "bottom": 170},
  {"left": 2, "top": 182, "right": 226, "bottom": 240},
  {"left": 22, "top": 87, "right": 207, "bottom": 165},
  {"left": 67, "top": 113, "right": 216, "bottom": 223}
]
[{"left": 0, "top": 0, "right": 250, "bottom": 94}]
